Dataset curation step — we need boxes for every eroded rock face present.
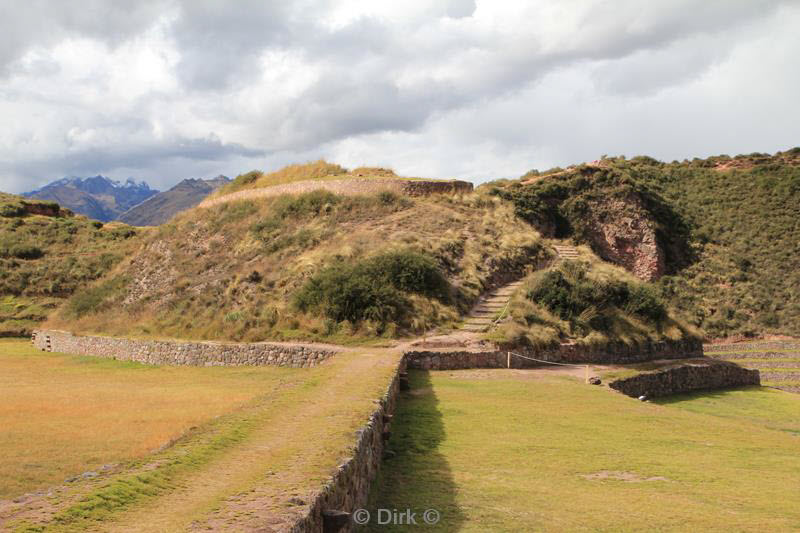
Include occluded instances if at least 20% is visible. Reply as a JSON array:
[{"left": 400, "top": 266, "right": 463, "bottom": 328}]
[{"left": 582, "top": 195, "right": 666, "bottom": 281}]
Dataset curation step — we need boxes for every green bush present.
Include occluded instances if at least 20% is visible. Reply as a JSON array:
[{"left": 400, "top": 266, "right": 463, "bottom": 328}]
[
  {"left": 0, "top": 204, "right": 26, "bottom": 217},
  {"left": 2, "top": 245, "right": 44, "bottom": 260},
  {"left": 294, "top": 250, "right": 450, "bottom": 325},
  {"left": 528, "top": 261, "right": 666, "bottom": 326}
]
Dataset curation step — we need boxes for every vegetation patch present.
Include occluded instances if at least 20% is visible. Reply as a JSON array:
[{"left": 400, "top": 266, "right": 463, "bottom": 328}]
[
  {"left": 491, "top": 257, "right": 693, "bottom": 348},
  {"left": 0, "top": 193, "right": 142, "bottom": 336},
  {"left": 294, "top": 250, "right": 450, "bottom": 328}
]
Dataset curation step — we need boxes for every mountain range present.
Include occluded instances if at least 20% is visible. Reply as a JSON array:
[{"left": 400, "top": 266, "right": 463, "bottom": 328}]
[
  {"left": 23, "top": 176, "right": 158, "bottom": 222},
  {"left": 23, "top": 175, "right": 230, "bottom": 224},
  {"left": 117, "top": 176, "right": 230, "bottom": 226}
]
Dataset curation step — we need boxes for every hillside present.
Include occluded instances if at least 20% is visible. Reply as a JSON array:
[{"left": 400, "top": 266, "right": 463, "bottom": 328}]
[
  {"left": 48, "top": 184, "right": 544, "bottom": 343},
  {"left": 23, "top": 176, "right": 158, "bottom": 221},
  {"left": 46, "top": 163, "right": 694, "bottom": 349},
  {"left": 118, "top": 175, "right": 230, "bottom": 226},
  {"left": 0, "top": 193, "right": 143, "bottom": 336},
  {"left": 493, "top": 148, "right": 800, "bottom": 339}
]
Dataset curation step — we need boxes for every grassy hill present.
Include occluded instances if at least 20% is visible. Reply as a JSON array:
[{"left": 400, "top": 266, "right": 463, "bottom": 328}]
[
  {"left": 43, "top": 162, "right": 696, "bottom": 347},
  {"left": 493, "top": 148, "right": 800, "bottom": 340},
  {"left": 47, "top": 176, "right": 546, "bottom": 343},
  {"left": 0, "top": 193, "right": 143, "bottom": 336}
]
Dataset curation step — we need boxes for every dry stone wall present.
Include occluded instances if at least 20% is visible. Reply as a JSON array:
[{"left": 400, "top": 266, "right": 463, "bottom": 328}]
[
  {"left": 290, "top": 357, "right": 406, "bottom": 532},
  {"left": 704, "top": 341, "right": 800, "bottom": 353},
  {"left": 198, "top": 178, "right": 473, "bottom": 208},
  {"left": 406, "top": 338, "right": 702, "bottom": 370},
  {"left": 32, "top": 329, "right": 335, "bottom": 367},
  {"left": 609, "top": 360, "right": 760, "bottom": 398}
]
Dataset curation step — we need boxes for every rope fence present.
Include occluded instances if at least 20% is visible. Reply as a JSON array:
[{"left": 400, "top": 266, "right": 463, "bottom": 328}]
[{"left": 507, "top": 351, "right": 591, "bottom": 383}]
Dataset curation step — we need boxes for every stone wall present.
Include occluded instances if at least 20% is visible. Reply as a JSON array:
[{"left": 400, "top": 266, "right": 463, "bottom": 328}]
[
  {"left": 704, "top": 341, "right": 800, "bottom": 352},
  {"left": 290, "top": 357, "right": 406, "bottom": 532},
  {"left": 406, "top": 338, "right": 703, "bottom": 370},
  {"left": 198, "top": 178, "right": 473, "bottom": 208},
  {"left": 609, "top": 359, "right": 760, "bottom": 399},
  {"left": 32, "top": 329, "right": 336, "bottom": 367}
]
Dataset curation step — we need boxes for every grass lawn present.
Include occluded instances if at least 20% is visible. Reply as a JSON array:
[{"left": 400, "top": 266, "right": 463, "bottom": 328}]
[
  {"left": 1, "top": 339, "right": 402, "bottom": 533},
  {"left": 368, "top": 369, "right": 800, "bottom": 532}
]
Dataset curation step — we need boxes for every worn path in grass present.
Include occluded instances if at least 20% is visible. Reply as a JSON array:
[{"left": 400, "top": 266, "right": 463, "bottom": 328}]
[
  {"left": 1, "top": 342, "right": 401, "bottom": 532},
  {"left": 369, "top": 369, "right": 800, "bottom": 532}
]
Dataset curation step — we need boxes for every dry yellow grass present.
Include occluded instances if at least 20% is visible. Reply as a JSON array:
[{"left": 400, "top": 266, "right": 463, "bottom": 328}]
[
  {"left": 1, "top": 340, "right": 402, "bottom": 532},
  {"left": 0, "top": 339, "right": 309, "bottom": 499},
  {"left": 49, "top": 191, "right": 544, "bottom": 343}
]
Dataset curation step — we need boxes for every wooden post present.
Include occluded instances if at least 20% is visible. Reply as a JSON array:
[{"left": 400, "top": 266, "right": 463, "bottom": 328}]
[
  {"left": 585, "top": 365, "right": 589, "bottom": 384},
  {"left": 507, "top": 352, "right": 511, "bottom": 369}
]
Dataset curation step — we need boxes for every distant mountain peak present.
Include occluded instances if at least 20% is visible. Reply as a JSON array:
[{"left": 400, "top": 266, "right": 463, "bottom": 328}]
[{"left": 22, "top": 175, "right": 159, "bottom": 222}]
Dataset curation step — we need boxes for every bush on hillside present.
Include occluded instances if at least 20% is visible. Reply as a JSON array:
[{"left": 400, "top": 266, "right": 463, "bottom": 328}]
[
  {"left": 0, "top": 204, "right": 26, "bottom": 218},
  {"left": 528, "top": 261, "right": 666, "bottom": 329},
  {"left": 294, "top": 250, "right": 450, "bottom": 326}
]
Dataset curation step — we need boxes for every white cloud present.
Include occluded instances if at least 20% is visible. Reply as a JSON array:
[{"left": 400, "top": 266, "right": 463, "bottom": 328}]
[{"left": 0, "top": 0, "right": 797, "bottom": 193}]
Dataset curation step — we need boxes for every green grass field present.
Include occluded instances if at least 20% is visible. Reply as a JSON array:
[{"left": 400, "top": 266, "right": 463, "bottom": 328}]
[{"left": 368, "top": 369, "right": 800, "bottom": 532}]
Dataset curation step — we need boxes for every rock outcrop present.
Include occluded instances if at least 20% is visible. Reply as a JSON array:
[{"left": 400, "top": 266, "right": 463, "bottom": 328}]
[{"left": 582, "top": 194, "right": 666, "bottom": 281}]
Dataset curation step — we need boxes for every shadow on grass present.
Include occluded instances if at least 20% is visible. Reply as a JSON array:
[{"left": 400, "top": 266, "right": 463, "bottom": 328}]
[
  {"left": 363, "top": 370, "right": 465, "bottom": 531},
  {"left": 651, "top": 385, "right": 764, "bottom": 405}
]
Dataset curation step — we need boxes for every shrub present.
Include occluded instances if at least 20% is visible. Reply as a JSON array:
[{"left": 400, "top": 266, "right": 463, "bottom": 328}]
[
  {"left": 624, "top": 284, "right": 666, "bottom": 321},
  {"left": 0, "top": 204, "right": 26, "bottom": 217},
  {"left": 528, "top": 261, "right": 666, "bottom": 326},
  {"left": 5, "top": 245, "right": 44, "bottom": 260},
  {"left": 294, "top": 250, "right": 450, "bottom": 325}
]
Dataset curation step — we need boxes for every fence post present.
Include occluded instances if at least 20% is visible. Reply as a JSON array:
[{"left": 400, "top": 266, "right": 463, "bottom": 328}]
[
  {"left": 585, "top": 365, "right": 589, "bottom": 384},
  {"left": 507, "top": 352, "right": 511, "bottom": 369}
]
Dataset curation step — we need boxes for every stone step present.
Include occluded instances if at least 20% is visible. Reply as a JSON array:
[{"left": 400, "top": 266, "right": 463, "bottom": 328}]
[
  {"left": 464, "top": 316, "right": 494, "bottom": 325},
  {"left": 481, "top": 300, "right": 510, "bottom": 307}
]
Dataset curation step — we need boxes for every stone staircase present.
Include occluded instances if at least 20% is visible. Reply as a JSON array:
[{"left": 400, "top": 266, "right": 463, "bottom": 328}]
[
  {"left": 461, "top": 280, "right": 524, "bottom": 332},
  {"left": 552, "top": 244, "right": 579, "bottom": 260}
]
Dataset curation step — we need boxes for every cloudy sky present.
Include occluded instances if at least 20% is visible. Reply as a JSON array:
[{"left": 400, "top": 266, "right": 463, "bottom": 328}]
[{"left": 1, "top": 0, "right": 798, "bottom": 193}]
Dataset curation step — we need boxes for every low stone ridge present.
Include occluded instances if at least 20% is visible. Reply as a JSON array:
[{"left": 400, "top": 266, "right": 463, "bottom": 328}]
[
  {"left": 32, "top": 329, "right": 336, "bottom": 367},
  {"left": 198, "top": 178, "right": 473, "bottom": 208},
  {"left": 406, "top": 339, "right": 702, "bottom": 370},
  {"left": 608, "top": 359, "right": 760, "bottom": 399},
  {"left": 290, "top": 357, "right": 405, "bottom": 532},
  {"left": 704, "top": 341, "right": 800, "bottom": 352}
]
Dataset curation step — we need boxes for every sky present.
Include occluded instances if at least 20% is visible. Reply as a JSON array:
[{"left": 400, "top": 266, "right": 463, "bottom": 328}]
[{"left": 1, "top": 0, "right": 798, "bottom": 193}]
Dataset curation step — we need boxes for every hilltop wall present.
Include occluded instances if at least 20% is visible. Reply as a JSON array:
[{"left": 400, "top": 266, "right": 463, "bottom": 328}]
[
  {"left": 198, "top": 178, "right": 473, "bottom": 208},
  {"left": 32, "top": 329, "right": 336, "bottom": 367}
]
